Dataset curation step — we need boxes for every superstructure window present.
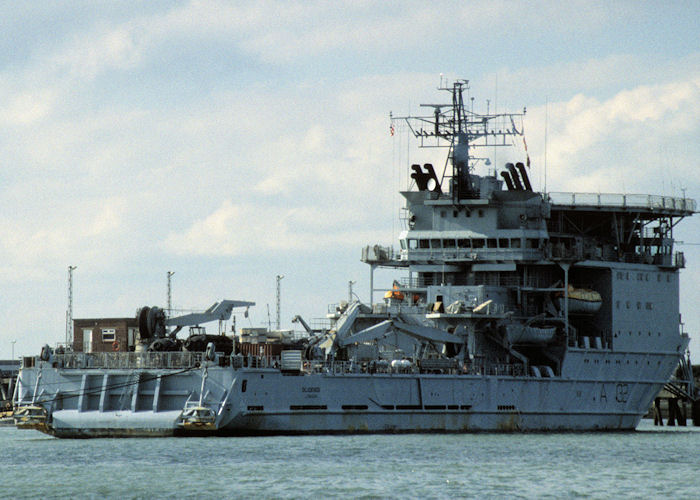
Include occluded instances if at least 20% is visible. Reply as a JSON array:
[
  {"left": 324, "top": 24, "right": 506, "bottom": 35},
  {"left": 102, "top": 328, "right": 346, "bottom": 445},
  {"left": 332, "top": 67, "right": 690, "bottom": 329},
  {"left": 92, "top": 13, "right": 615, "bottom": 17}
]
[
  {"left": 487, "top": 239, "right": 497, "bottom": 248},
  {"left": 400, "top": 239, "right": 407, "bottom": 250},
  {"left": 430, "top": 239, "right": 442, "bottom": 248},
  {"left": 472, "top": 239, "right": 485, "bottom": 249},
  {"left": 458, "top": 239, "right": 471, "bottom": 248},
  {"left": 408, "top": 239, "right": 418, "bottom": 249},
  {"left": 511, "top": 238, "right": 521, "bottom": 248},
  {"left": 419, "top": 239, "right": 429, "bottom": 249},
  {"left": 444, "top": 239, "right": 456, "bottom": 248},
  {"left": 499, "top": 238, "right": 509, "bottom": 248}
]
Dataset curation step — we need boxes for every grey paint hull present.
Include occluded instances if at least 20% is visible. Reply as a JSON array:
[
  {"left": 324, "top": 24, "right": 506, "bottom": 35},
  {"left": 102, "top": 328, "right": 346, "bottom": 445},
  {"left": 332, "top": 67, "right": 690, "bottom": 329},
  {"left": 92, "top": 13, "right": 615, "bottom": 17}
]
[{"left": 16, "top": 344, "right": 685, "bottom": 437}]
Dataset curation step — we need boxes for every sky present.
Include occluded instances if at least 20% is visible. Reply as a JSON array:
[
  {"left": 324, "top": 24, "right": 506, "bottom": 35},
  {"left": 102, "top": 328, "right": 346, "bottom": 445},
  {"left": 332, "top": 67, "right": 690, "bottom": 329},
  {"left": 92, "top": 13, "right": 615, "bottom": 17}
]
[{"left": 2, "top": 1, "right": 700, "bottom": 359}]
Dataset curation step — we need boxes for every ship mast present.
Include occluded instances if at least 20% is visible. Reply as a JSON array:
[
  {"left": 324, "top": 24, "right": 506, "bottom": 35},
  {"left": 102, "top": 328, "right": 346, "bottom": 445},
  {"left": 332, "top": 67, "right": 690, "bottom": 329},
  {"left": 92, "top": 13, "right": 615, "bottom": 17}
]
[{"left": 393, "top": 78, "right": 526, "bottom": 201}]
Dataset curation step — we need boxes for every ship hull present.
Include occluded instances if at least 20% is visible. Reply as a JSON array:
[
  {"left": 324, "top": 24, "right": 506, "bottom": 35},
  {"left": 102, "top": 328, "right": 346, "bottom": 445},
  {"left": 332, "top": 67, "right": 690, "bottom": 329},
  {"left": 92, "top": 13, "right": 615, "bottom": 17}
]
[{"left": 15, "top": 342, "right": 686, "bottom": 437}]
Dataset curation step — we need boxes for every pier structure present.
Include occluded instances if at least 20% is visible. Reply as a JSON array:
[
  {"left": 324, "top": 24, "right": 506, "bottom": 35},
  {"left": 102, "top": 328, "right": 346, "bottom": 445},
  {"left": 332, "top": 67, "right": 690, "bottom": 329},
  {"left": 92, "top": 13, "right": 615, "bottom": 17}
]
[
  {"left": 651, "top": 361, "right": 699, "bottom": 426},
  {"left": 0, "top": 360, "right": 19, "bottom": 415}
]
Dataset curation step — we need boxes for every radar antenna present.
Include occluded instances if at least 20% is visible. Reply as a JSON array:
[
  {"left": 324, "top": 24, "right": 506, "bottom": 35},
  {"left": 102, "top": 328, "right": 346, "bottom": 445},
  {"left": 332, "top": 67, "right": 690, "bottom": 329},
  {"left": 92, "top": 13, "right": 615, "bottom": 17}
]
[{"left": 392, "top": 78, "right": 525, "bottom": 201}]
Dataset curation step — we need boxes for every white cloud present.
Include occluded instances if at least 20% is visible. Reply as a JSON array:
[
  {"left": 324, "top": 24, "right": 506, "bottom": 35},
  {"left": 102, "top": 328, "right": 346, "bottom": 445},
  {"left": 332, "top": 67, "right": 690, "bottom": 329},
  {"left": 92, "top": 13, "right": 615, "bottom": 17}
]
[
  {"left": 0, "top": 89, "right": 57, "bottom": 126},
  {"left": 521, "top": 76, "right": 700, "bottom": 194},
  {"left": 163, "top": 199, "right": 386, "bottom": 256},
  {"left": 2, "top": 2, "right": 700, "bottom": 357}
]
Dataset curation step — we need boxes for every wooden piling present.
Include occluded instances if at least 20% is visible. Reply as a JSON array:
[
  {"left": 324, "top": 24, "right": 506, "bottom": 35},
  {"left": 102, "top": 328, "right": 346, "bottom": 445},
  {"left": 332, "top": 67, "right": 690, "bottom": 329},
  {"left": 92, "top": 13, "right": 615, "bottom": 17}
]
[{"left": 653, "top": 397, "right": 663, "bottom": 426}]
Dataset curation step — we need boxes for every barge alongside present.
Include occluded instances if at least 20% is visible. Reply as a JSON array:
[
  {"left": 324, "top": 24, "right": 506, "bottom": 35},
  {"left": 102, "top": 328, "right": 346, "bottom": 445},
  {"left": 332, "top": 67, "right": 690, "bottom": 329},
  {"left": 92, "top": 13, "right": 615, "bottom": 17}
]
[{"left": 15, "top": 79, "right": 695, "bottom": 437}]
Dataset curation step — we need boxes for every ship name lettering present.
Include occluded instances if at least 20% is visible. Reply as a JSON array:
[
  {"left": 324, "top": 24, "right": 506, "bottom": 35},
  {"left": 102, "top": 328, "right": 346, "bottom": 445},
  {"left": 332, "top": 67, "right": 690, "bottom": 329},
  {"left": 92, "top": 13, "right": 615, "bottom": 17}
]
[{"left": 302, "top": 386, "right": 321, "bottom": 393}]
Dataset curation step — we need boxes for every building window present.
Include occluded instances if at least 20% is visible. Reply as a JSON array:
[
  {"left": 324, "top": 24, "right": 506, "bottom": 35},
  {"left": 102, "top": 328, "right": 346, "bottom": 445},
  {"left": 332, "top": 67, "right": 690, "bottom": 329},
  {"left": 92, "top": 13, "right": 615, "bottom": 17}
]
[
  {"left": 83, "top": 328, "right": 93, "bottom": 353},
  {"left": 102, "top": 328, "right": 116, "bottom": 342}
]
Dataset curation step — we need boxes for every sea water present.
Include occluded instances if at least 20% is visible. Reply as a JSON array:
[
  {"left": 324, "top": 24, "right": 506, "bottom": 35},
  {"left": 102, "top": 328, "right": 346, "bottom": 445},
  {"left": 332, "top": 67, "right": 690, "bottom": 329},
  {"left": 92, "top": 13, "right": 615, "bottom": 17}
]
[{"left": 3, "top": 420, "right": 699, "bottom": 499}]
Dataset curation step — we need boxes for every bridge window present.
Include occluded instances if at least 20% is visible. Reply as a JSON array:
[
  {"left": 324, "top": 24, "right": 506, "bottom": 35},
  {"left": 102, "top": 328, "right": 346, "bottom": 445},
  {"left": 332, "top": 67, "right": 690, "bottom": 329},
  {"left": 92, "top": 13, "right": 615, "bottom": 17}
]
[
  {"left": 458, "top": 239, "right": 470, "bottom": 248},
  {"left": 499, "top": 238, "right": 509, "bottom": 248},
  {"left": 419, "top": 239, "right": 429, "bottom": 249},
  {"left": 472, "top": 239, "right": 485, "bottom": 249},
  {"left": 487, "top": 239, "right": 497, "bottom": 248},
  {"left": 444, "top": 239, "right": 456, "bottom": 248},
  {"left": 408, "top": 239, "right": 418, "bottom": 249},
  {"left": 430, "top": 239, "right": 442, "bottom": 248},
  {"left": 511, "top": 238, "right": 521, "bottom": 248}
]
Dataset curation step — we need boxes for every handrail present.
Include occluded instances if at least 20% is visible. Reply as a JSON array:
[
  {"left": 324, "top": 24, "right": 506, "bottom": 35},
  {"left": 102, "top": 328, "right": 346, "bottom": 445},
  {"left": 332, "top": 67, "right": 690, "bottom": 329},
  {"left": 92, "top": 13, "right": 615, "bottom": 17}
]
[{"left": 548, "top": 192, "right": 696, "bottom": 212}]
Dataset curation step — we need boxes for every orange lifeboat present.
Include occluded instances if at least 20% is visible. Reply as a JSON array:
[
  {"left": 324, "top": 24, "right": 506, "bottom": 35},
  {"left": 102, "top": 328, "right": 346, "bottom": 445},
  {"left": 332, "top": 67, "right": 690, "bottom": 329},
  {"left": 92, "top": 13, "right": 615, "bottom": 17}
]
[{"left": 384, "top": 281, "right": 405, "bottom": 301}]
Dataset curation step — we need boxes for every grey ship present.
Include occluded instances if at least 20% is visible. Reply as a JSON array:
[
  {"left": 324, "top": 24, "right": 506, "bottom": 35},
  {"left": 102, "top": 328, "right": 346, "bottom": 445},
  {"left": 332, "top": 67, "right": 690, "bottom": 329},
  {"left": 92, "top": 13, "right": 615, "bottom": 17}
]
[{"left": 14, "top": 80, "right": 696, "bottom": 437}]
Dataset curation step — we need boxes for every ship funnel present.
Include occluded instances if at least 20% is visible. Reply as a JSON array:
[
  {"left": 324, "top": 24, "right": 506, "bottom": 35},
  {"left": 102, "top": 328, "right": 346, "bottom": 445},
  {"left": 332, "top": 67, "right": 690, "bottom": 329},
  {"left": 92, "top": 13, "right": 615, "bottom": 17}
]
[
  {"left": 500, "top": 171, "right": 515, "bottom": 191},
  {"left": 506, "top": 163, "right": 524, "bottom": 190},
  {"left": 516, "top": 162, "right": 532, "bottom": 191}
]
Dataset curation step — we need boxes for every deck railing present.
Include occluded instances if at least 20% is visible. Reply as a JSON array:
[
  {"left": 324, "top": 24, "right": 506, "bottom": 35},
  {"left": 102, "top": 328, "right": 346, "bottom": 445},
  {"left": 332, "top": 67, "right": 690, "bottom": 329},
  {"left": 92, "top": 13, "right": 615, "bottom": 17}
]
[
  {"left": 46, "top": 352, "right": 204, "bottom": 370},
  {"left": 548, "top": 192, "right": 696, "bottom": 212},
  {"left": 28, "top": 351, "right": 529, "bottom": 377}
]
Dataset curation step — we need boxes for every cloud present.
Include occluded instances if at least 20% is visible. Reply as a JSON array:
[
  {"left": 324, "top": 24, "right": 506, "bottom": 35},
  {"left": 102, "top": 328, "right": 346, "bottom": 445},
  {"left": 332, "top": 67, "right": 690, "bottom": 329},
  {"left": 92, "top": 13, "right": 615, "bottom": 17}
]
[
  {"left": 0, "top": 196, "right": 129, "bottom": 282},
  {"left": 521, "top": 76, "right": 700, "bottom": 194},
  {"left": 163, "top": 199, "right": 386, "bottom": 257},
  {"left": 2, "top": 2, "right": 700, "bottom": 357}
]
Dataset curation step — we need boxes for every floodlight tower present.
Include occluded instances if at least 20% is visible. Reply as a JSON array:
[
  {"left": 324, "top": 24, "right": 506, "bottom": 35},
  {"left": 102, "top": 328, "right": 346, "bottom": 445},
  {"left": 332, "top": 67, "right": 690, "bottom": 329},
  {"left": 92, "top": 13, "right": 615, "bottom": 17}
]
[
  {"left": 65, "top": 265, "right": 77, "bottom": 348},
  {"left": 276, "top": 275, "right": 284, "bottom": 330},
  {"left": 167, "top": 271, "right": 175, "bottom": 317}
]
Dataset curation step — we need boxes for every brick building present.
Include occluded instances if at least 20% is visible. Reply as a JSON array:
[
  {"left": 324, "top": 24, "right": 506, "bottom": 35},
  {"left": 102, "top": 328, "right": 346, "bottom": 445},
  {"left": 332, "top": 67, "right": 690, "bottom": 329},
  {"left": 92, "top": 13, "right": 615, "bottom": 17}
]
[{"left": 73, "top": 317, "right": 138, "bottom": 352}]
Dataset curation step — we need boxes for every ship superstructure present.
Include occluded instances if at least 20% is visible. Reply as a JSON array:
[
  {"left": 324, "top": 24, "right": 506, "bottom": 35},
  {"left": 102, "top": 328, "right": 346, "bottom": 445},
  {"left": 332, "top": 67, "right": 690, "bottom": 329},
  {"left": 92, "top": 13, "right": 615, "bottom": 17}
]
[{"left": 14, "top": 79, "right": 695, "bottom": 437}]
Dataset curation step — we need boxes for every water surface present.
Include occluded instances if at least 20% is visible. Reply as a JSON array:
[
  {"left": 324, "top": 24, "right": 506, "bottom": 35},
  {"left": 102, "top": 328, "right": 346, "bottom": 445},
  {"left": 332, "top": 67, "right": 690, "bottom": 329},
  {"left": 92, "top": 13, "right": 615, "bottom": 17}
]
[{"left": 4, "top": 420, "right": 699, "bottom": 499}]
